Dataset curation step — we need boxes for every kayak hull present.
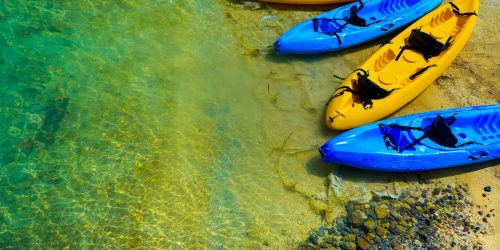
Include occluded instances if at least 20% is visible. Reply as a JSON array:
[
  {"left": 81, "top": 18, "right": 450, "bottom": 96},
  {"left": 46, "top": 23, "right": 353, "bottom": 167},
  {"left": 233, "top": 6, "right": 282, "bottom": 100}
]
[
  {"left": 326, "top": 0, "right": 479, "bottom": 130},
  {"left": 320, "top": 105, "right": 500, "bottom": 172},
  {"left": 274, "top": 0, "right": 442, "bottom": 55}
]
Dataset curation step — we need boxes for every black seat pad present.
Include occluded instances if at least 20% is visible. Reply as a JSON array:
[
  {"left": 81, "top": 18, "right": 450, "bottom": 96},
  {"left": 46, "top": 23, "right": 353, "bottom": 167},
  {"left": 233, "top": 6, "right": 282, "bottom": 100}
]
[
  {"left": 348, "top": 5, "right": 367, "bottom": 26},
  {"left": 424, "top": 115, "right": 458, "bottom": 147},
  {"left": 356, "top": 72, "right": 393, "bottom": 101},
  {"left": 408, "top": 29, "right": 445, "bottom": 59}
]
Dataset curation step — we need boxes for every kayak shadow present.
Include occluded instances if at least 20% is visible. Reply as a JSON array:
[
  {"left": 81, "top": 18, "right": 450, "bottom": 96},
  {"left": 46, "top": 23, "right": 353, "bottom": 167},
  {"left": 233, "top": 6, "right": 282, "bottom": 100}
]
[
  {"left": 306, "top": 155, "right": 336, "bottom": 177},
  {"left": 306, "top": 156, "right": 499, "bottom": 183}
]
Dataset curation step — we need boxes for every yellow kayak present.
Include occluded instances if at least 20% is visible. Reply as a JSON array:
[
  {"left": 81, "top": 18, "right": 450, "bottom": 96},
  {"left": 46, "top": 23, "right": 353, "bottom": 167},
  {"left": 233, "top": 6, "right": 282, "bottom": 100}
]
[
  {"left": 260, "top": 0, "right": 353, "bottom": 4},
  {"left": 325, "top": 0, "right": 479, "bottom": 130}
]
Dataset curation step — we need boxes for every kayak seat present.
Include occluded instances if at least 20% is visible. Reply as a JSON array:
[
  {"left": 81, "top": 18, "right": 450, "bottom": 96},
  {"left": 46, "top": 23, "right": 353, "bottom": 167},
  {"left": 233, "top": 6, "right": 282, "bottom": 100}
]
[
  {"left": 395, "top": 29, "right": 453, "bottom": 61},
  {"left": 423, "top": 115, "right": 458, "bottom": 147},
  {"left": 379, "top": 115, "right": 479, "bottom": 152},
  {"left": 355, "top": 71, "right": 397, "bottom": 109},
  {"left": 329, "top": 69, "right": 398, "bottom": 109},
  {"left": 312, "top": 0, "right": 384, "bottom": 44},
  {"left": 379, "top": 125, "right": 415, "bottom": 152}
]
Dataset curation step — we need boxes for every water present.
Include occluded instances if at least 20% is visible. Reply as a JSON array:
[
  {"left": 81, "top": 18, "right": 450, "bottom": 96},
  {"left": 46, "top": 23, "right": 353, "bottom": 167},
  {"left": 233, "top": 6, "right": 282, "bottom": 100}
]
[{"left": 0, "top": 0, "right": 498, "bottom": 248}]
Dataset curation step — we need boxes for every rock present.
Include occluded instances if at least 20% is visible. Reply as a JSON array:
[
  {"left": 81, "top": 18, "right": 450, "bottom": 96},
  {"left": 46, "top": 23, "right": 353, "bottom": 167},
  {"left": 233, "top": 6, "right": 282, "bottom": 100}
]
[
  {"left": 432, "top": 187, "right": 441, "bottom": 196},
  {"left": 405, "top": 197, "right": 416, "bottom": 205},
  {"left": 343, "top": 241, "right": 356, "bottom": 250},
  {"left": 390, "top": 211, "right": 402, "bottom": 220},
  {"left": 348, "top": 210, "right": 367, "bottom": 226},
  {"left": 375, "top": 205, "right": 389, "bottom": 219},
  {"left": 372, "top": 191, "right": 400, "bottom": 199},
  {"left": 366, "top": 233, "right": 376, "bottom": 241},
  {"left": 484, "top": 186, "right": 492, "bottom": 192},
  {"left": 240, "top": 1, "right": 261, "bottom": 10},
  {"left": 363, "top": 220, "right": 377, "bottom": 232},
  {"left": 394, "top": 201, "right": 403, "bottom": 209},
  {"left": 401, "top": 203, "right": 411, "bottom": 211},
  {"left": 410, "top": 208, "right": 418, "bottom": 216},
  {"left": 325, "top": 235, "right": 342, "bottom": 245},
  {"left": 376, "top": 226, "right": 387, "bottom": 237},
  {"left": 346, "top": 203, "right": 354, "bottom": 213},
  {"left": 354, "top": 204, "right": 364, "bottom": 210},
  {"left": 308, "top": 235, "right": 318, "bottom": 245},
  {"left": 413, "top": 239, "right": 422, "bottom": 247},
  {"left": 260, "top": 15, "right": 276, "bottom": 23},
  {"left": 357, "top": 237, "right": 371, "bottom": 250},
  {"left": 345, "top": 234, "right": 356, "bottom": 242},
  {"left": 396, "top": 225, "right": 405, "bottom": 234},
  {"left": 317, "top": 227, "right": 325, "bottom": 237},
  {"left": 365, "top": 209, "right": 377, "bottom": 220},
  {"left": 427, "top": 203, "right": 437, "bottom": 210}
]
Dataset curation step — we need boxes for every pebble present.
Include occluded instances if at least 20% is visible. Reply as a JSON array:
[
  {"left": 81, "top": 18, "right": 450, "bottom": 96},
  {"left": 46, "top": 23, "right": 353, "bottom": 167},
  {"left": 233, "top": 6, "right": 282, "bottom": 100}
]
[
  {"left": 344, "top": 242, "right": 356, "bottom": 250},
  {"left": 357, "top": 237, "right": 371, "bottom": 250},
  {"left": 317, "top": 227, "right": 325, "bottom": 237},
  {"left": 240, "top": 1, "right": 261, "bottom": 10},
  {"left": 302, "top": 184, "right": 486, "bottom": 249},
  {"left": 363, "top": 220, "right": 377, "bottom": 232},
  {"left": 484, "top": 186, "right": 492, "bottom": 192},
  {"left": 375, "top": 205, "right": 389, "bottom": 219},
  {"left": 345, "top": 234, "right": 356, "bottom": 242},
  {"left": 390, "top": 211, "right": 402, "bottom": 220}
]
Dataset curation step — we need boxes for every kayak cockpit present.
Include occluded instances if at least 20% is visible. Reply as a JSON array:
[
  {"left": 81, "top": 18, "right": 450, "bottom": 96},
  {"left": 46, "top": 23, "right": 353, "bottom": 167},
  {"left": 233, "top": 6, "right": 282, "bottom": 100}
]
[{"left": 380, "top": 113, "right": 486, "bottom": 152}]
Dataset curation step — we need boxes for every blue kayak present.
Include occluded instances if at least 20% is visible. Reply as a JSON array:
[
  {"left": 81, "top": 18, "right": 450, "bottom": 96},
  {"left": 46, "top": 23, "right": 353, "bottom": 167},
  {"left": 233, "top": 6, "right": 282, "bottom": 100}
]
[
  {"left": 274, "top": 0, "right": 442, "bottom": 55},
  {"left": 319, "top": 105, "right": 500, "bottom": 172}
]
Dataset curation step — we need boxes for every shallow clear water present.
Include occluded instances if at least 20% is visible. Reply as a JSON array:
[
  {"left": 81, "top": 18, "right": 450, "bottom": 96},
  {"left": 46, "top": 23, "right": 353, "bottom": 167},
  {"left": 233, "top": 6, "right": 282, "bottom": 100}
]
[{"left": 0, "top": 0, "right": 498, "bottom": 248}]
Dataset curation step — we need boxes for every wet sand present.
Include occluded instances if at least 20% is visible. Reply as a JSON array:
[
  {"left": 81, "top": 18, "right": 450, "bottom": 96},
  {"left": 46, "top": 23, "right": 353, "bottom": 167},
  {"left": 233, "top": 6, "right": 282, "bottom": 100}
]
[{"left": 223, "top": 0, "right": 499, "bottom": 248}]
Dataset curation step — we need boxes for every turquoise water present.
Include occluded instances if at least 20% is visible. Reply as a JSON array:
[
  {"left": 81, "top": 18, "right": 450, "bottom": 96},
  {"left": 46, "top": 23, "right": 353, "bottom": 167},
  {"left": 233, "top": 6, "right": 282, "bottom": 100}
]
[
  {"left": 0, "top": 1, "right": 332, "bottom": 248},
  {"left": 0, "top": 0, "right": 498, "bottom": 248}
]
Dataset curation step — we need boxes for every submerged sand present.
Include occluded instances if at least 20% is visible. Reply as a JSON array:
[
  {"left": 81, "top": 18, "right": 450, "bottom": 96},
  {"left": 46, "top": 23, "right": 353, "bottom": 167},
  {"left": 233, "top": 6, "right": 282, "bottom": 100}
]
[{"left": 223, "top": 0, "right": 499, "bottom": 248}]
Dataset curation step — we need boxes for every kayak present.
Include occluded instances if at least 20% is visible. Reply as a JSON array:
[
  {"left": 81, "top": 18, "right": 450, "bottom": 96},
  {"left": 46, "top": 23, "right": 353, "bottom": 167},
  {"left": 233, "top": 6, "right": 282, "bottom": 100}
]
[
  {"left": 319, "top": 105, "right": 500, "bottom": 172},
  {"left": 325, "top": 0, "right": 479, "bottom": 130},
  {"left": 274, "top": 0, "right": 442, "bottom": 55},
  {"left": 261, "top": 0, "right": 352, "bottom": 4}
]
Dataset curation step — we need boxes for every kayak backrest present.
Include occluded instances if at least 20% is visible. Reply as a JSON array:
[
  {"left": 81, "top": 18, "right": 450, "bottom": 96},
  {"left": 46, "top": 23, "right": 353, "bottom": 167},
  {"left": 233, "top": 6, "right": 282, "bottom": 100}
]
[
  {"left": 407, "top": 29, "right": 445, "bottom": 58},
  {"left": 424, "top": 115, "right": 458, "bottom": 147},
  {"left": 356, "top": 72, "right": 396, "bottom": 102},
  {"left": 348, "top": 5, "right": 367, "bottom": 27}
]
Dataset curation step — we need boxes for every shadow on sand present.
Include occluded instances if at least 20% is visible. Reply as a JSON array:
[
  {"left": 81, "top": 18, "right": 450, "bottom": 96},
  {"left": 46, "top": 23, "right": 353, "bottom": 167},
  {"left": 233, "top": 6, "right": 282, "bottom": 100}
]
[{"left": 306, "top": 155, "right": 499, "bottom": 184}]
